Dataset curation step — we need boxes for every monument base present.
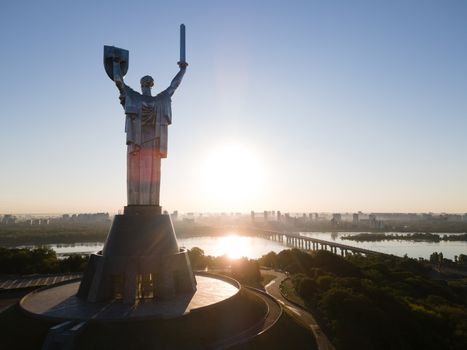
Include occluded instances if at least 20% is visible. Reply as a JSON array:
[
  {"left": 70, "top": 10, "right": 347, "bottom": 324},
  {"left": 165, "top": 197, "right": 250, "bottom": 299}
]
[
  {"left": 77, "top": 207, "right": 196, "bottom": 303},
  {"left": 124, "top": 205, "right": 162, "bottom": 215}
]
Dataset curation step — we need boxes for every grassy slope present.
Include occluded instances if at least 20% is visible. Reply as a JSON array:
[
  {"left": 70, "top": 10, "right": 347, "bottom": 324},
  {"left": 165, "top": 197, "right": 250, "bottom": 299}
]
[
  {"left": 280, "top": 278, "right": 306, "bottom": 308},
  {"left": 231, "top": 309, "right": 317, "bottom": 350}
]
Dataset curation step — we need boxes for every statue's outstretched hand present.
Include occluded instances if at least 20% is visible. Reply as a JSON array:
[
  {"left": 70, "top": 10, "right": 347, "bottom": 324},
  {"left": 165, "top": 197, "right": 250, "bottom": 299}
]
[
  {"left": 114, "top": 74, "right": 123, "bottom": 86},
  {"left": 178, "top": 61, "right": 188, "bottom": 69}
]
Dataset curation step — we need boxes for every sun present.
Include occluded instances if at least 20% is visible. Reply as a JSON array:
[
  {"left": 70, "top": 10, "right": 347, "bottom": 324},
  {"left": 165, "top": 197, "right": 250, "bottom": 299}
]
[
  {"left": 199, "top": 143, "right": 264, "bottom": 209},
  {"left": 215, "top": 235, "right": 252, "bottom": 259}
]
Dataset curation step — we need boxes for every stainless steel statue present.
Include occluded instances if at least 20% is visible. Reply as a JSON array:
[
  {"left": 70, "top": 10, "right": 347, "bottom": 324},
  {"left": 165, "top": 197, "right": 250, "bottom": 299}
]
[
  {"left": 78, "top": 25, "right": 196, "bottom": 304},
  {"left": 104, "top": 24, "right": 187, "bottom": 207}
]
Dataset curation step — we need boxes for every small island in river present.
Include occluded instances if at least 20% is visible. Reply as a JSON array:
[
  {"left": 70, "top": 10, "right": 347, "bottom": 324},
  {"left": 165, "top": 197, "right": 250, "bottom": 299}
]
[{"left": 341, "top": 232, "right": 467, "bottom": 242}]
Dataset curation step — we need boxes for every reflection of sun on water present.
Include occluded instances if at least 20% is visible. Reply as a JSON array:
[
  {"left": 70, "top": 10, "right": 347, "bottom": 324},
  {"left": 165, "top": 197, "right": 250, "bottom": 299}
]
[{"left": 215, "top": 235, "right": 251, "bottom": 259}]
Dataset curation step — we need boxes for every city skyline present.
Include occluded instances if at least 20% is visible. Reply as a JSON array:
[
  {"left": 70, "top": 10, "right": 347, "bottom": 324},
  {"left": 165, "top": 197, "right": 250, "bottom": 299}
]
[{"left": 1, "top": 1, "right": 467, "bottom": 214}]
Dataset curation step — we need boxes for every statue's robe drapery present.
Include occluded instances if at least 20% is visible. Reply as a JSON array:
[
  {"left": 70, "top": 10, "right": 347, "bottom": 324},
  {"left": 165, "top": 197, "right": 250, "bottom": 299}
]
[{"left": 121, "top": 85, "right": 172, "bottom": 205}]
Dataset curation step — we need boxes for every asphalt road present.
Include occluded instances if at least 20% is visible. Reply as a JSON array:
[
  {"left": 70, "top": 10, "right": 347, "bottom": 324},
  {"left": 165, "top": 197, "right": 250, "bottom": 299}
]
[
  {"left": 207, "top": 287, "right": 282, "bottom": 350},
  {"left": 263, "top": 270, "right": 335, "bottom": 350}
]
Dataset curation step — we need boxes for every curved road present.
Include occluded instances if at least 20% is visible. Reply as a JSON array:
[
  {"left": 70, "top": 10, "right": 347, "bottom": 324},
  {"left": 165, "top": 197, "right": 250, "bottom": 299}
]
[
  {"left": 207, "top": 287, "right": 282, "bottom": 350},
  {"left": 262, "top": 270, "right": 335, "bottom": 350}
]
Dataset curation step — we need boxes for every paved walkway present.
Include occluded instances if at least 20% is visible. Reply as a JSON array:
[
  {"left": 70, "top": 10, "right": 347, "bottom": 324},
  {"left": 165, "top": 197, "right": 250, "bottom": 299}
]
[
  {"left": 262, "top": 269, "right": 335, "bottom": 350},
  {"left": 21, "top": 276, "right": 239, "bottom": 320}
]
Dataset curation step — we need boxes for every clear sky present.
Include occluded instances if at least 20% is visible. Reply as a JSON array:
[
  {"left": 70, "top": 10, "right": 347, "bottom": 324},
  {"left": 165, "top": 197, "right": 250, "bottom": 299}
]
[{"left": 1, "top": 0, "right": 466, "bottom": 214}]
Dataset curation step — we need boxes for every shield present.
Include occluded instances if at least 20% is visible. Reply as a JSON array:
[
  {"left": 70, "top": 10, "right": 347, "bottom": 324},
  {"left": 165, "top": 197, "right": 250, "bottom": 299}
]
[{"left": 104, "top": 45, "right": 129, "bottom": 81}]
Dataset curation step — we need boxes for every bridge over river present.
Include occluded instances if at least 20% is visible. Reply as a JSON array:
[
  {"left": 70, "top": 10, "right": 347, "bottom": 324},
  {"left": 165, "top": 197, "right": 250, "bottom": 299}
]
[{"left": 248, "top": 229, "right": 388, "bottom": 257}]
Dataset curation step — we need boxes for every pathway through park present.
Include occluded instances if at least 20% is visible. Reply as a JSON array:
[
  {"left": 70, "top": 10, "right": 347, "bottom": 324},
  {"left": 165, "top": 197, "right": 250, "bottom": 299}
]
[{"left": 262, "top": 269, "right": 335, "bottom": 350}]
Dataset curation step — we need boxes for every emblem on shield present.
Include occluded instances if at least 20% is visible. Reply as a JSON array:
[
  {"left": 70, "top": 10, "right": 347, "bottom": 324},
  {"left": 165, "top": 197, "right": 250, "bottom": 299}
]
[{"left": 104, "top": 45, "right": 129, "bottom": 81}]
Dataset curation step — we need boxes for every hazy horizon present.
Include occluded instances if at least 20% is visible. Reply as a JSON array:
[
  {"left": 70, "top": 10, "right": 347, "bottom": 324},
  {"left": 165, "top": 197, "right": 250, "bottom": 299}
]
[
  {"left": 1, "top": 1, "right": 466, "bottom": 214},
  {"left": 3, "top": 210, "right": 467, "bottom": 216}
]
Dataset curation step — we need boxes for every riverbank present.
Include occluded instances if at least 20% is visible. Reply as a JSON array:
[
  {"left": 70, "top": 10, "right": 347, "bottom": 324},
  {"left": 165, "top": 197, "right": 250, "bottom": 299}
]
[
  {"left": 0, "top": 222, "right": 109, "bottom": 247},
  {"left": 342, "top": 232, "right": 467, "bottom": 242}
]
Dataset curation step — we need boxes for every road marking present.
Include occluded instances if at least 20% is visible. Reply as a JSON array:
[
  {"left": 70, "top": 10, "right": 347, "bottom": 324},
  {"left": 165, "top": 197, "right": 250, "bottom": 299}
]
[{"left": 265, "top": 280, "right": 276, "bottom": 289}]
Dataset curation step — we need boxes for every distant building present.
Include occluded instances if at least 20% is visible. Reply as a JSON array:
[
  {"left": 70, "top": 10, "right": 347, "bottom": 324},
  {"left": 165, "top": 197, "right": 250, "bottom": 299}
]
[
  {"left": 369, "top": 214, "right": 384, "bottom": 229},
  {"left": 353, "top": 213, "right": 359, "bottom": 224},
  {"left": 183, "top": 212, "right": 195, "bottom": 223},
  {"left": 28, "top": 219, "right": 42, "bottom": 225},
  {"left": 422, "top": 213, "right": 433, "bottom": 221},
  {"left": 1, "top": 214, "right": 17, "bottom": 224},
  {"left": 331, "top": 213, "right": 341, "bottom": 226},
  {"left": 60, "top": 213, "right": 110, "bottom": 223},
  {"left": 447, "top": 214, "right": 462, "bottom": 222}
]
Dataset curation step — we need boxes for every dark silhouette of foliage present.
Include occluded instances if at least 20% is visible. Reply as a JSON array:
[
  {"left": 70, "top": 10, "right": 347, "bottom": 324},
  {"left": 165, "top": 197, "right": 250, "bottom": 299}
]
[
  {"left": 259, "top": 249, "right": 467, "bottom": 349},
  {"left": 187, "top": 247, "right": 207, "bottom": 269},
  {"left": 187, "top": 248, "right": 262, "bottom": 286},
  {"left": 231, "top": 258, "right": 261, "bottom": 284},
  {"left": 0, "top": 247, "right": 87, "bottom": 274}
]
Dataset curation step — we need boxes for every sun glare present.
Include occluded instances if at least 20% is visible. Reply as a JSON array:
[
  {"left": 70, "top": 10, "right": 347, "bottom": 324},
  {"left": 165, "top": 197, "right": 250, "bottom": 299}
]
[
  {"left": 199, "top": 143, "right": 264, "bottom": 209},
  {"left": 215, "top": 235, "right": 251, "bottom": 259}
]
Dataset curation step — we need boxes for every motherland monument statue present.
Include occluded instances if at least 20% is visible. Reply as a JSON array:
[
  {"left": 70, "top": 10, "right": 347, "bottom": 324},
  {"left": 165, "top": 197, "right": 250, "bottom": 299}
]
[
  {"left": 105, "top": 28, "right": 188, "bottom": 208},
  {"left": 77, "top": 24, "right": 197, "bottom": 303}
]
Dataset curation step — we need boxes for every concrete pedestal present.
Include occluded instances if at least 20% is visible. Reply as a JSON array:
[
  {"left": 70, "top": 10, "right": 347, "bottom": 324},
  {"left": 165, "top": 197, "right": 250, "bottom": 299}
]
[{"left": 77, "top": 206, "right": 196, "bottom": 303}]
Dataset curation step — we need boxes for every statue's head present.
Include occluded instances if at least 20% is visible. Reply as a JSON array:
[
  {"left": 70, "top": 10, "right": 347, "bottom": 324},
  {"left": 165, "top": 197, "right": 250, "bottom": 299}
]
[{"left": 140, "top": 75, "right": 154, "bottom": 89}]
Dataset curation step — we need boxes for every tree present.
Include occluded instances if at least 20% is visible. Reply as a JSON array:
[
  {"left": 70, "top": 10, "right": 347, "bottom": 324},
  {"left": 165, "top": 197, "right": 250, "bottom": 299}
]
[
  {"left": 187, "top": 247, "right": 207, "bottom": 270},
  {"left": 259, "top": 251, "right": 277, "bottom": 268}
]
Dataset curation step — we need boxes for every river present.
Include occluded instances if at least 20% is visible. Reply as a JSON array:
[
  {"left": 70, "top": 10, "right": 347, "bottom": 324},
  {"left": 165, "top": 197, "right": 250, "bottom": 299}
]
[{"left": 40, "top": 232, "right": 466, "bottom": 260}]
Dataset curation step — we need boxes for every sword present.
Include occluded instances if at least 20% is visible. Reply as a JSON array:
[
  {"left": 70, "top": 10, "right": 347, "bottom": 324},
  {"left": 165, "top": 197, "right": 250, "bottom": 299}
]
[{"left": 179, "top": 24, "right": 186, "bottom": 66}]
